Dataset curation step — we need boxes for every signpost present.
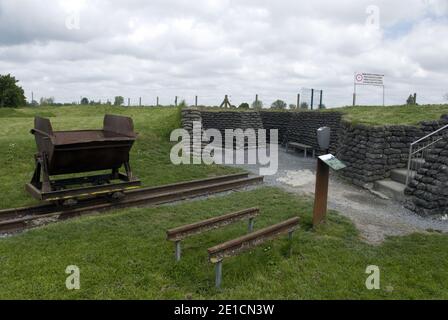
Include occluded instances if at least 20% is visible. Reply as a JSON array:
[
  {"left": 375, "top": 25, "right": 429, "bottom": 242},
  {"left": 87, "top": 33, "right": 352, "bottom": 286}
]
[
  {"left": 353, "top": 72, "right": 385, "bottom": 106},
  {"left": 313, "top": 154, "right": 346, "bottom": 227}
]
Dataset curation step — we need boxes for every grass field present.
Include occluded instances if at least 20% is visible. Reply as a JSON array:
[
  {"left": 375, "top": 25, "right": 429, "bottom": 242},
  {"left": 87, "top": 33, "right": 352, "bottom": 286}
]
[
  {"left": 0, "top": 187, "right": 447, "bottom": 299},
  {"left": 334, "top": 104, "right": 448, "bottom": 126},
  {"left": 0, "top": 105, "right": 241, "bottom": 209}
]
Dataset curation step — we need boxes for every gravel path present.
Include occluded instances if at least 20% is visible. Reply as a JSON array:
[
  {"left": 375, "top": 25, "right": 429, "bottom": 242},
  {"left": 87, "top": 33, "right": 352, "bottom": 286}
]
[{"left": 229, "top": 146, "right": 448, "bottom": 244}]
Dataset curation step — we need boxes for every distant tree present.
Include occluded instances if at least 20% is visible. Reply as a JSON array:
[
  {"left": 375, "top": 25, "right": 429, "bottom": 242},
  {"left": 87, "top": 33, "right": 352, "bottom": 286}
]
[
  {"left": 114, "top": 96, "right": 124, "bottom": 106},
  {"left": 251, "top": 100, "right": 263, "bottom": 110},
  {"left": 271, "top": 99, "right": 287, "bottom": 110},
  {"left": 29, "top": 100, "right": 39, "bottom": 107},
  {"left": 40, "top": 97, "right": 55, "bottom": 105},
  {"left": 289, "top": 104, "right": 297, "bottom": 110},
  {"left": 300, "top": 102, "right": 309, "bottom": 109},
  {"left": 80, "top": 97, "right": 89, "bottom": 105},
  {"left": 238, "top": 102, "right": 250, "bottom": 109},
  {"left": 406, "top": 93, "right": 417, "bottom": 106},
  {"left": 319, "top": 104, "right": 326, "bottom": 110},
  {"left": 0, "top": 74, "right": 26, "bottom": 108}
]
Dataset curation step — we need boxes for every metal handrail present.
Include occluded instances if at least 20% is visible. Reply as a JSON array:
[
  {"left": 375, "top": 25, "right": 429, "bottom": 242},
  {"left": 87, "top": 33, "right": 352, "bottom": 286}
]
[{"left": 406, "top": 124, "right": 448, "bottom": 185}]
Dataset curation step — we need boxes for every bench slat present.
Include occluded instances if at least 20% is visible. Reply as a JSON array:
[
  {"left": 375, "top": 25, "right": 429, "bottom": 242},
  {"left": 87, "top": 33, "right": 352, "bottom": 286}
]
[
  {"left": 167, "top": 208, "right": 260, "bottom": 241},
  {"left": 208, "top": 217, "right": 299, "bottom": 263}
]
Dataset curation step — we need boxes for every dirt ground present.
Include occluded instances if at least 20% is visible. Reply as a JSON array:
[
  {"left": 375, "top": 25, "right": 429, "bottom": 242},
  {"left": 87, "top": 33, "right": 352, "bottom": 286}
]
[{"left": 230, "top": 146, "right": 448, "bottom": 244}]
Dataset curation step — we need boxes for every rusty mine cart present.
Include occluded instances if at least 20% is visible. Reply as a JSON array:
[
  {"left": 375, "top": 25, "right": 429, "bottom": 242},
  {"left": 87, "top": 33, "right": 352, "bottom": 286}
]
[{"left": 26, "top": 114, "right": 141, "bottom": 202}]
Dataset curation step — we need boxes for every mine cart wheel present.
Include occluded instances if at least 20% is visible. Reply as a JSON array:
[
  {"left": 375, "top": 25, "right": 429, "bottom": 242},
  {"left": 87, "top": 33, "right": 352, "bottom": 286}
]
[
  {"left": 94, "top": 179, "right": 111, "bottom": 186},
  {"left": 54, "top": 198, "right": 78, "bottom": 207},
  {"left": 109, "top": 191, "right": 126, "bottom": 201}
]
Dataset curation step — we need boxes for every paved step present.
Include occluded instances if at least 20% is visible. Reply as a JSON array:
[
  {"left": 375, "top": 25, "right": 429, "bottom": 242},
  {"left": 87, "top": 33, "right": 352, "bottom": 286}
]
[
  {"left": 373, "top": 179, "right": 407, "bottom": 202},
  {"left": 390, "top": 169, "right": 416, "bottom": 185}
]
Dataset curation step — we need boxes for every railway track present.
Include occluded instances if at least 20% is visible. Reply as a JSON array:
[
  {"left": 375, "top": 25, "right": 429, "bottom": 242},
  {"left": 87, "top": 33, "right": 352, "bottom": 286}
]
[{"left": 0, "top": 173, "right": 263, "bottom": 234}]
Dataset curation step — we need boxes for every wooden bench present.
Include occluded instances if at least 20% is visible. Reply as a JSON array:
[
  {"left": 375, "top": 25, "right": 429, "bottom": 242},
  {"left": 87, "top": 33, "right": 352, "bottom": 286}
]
[
  {"left": 166, "top": 208, "right": 260, "bottom": 261},
  {"left": 207, "top": 217, "right": 300, "bottom": 288},
  {"left": 286, "top": 142, "right": 315, "bottom": 158}
]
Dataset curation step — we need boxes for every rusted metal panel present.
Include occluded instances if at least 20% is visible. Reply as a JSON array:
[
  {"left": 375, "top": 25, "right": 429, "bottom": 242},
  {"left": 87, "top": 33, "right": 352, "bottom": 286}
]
[
  {"left": 208, "top": 217, "right": 299, "bottom": 263},
  {"left": 167, "top": 208, "right": 260, "bottom": 242}
]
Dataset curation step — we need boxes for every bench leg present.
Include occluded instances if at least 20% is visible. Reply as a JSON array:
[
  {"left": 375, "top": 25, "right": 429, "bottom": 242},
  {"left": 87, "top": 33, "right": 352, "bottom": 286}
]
[
  {"left": 175, "top": 241, "right": 181, "bottom": 262},
  {"left": 215, "top": 261, "right": 223, "bottom": 289},
  {"left": 248, "top": 218, "right": 255, "bottom": 233},
  {"left": 304, "top": 149, "right": 307, "bottom": 158}
]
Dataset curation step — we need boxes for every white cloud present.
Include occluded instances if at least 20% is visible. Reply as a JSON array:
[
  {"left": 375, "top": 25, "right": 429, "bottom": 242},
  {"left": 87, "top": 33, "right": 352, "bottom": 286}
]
[{"left": 0, "top": 0, "right": 447, "bottom": 107}]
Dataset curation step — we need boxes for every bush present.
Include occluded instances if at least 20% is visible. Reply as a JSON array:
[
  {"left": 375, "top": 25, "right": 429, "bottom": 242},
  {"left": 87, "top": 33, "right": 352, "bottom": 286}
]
[
  {"left": 238, "top": 103, "right": 250, "bottom": 109},
  {"left": 40, "top": 97, "right": 55, "bottom": 106},
  {"left": 0, "top": 74, "right": 26, "bottom": 108},
  {"left": 300, "top": 102, "right": 309, "bottom": 109},
  {"left": 271, "top": 99, "right": 287, "bottom": 110}
]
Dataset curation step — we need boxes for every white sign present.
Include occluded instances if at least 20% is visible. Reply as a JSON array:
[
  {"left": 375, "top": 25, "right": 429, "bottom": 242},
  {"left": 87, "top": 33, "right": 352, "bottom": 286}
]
[{"left": 354, "top": 73, "right": 384, "bottom": 86}]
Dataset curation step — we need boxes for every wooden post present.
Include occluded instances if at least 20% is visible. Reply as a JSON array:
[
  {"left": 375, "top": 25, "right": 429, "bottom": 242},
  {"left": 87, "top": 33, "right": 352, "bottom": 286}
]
[
  {"left": 139, "top": 97, "right": 141, "bottom": 107},
  {"left": 313, "top": 158, "right": 330, "bottom": 227},
  {"left": 128, "top": 98, "right": 130, "bottom": 107},
  {"left": 297, "top": 93, "right": 300, "bottom": 109},
  {"left": 156, "top": 96, "right": 159, "bottom": 107},
  {"left": 175, "top": 96, "right": 178, "bottom": 107},
  {"left": 195, "top": 95, "right": 198, "bottom": 107}
]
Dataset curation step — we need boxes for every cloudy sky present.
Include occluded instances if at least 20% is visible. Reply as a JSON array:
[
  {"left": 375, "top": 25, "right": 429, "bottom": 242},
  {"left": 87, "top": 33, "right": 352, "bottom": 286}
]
[{"left": 0, "top": 0, "right": 447, "bottom": 107}]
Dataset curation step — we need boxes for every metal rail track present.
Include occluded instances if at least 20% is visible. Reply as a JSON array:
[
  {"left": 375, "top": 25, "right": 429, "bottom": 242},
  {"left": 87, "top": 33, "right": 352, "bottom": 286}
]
[{"left": 0, "top": 173, "right": 263, "bottom": 234}]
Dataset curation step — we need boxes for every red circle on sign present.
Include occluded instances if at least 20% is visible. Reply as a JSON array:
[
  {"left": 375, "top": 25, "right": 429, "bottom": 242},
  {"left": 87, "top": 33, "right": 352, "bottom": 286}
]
[{"left": 356, "top": 74, "right": 363, "bottom": 82}]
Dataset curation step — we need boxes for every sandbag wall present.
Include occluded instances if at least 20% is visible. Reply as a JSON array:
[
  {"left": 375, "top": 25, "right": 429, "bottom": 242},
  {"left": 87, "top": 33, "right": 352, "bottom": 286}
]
[
  {"left": 405, "top": 115, "right": 448, "bottom": 216},
  {"left": 286, "top": 112, "right": 342, "bottom": 153},
  {"left": 405, "top": 139, "right": 448, "bottom": 216},
  {"left": 201, "top": 111, "right": 264, "bottom": 148},
  {"left": 336, "top": 122, "right": 423, "bottom": 188},
  {"left": 258, "top": 111, "right": 292, "bottom": 144}
]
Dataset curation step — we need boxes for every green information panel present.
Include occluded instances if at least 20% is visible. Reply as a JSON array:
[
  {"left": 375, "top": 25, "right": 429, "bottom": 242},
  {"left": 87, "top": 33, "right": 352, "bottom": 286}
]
[{"left": 319, "top": 154, "right": 347, "bottom": 171}]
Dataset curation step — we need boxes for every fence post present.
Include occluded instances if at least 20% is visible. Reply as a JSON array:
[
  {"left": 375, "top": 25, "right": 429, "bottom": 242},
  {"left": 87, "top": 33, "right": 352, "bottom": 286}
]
[
  {"left": 311, "top": 89, "right": 314, "bottom": 110},
  {"left": 319, "top": 91, "right": 323, "bottom": 109},
  {"left": 195, "top": 95, "right": 198, "bottom": 107},
  {"left": 297, "top": 93, "right": 300, "bottom": 109},
  {"left": 156, "top": 96, "right": 159, "bottom": 107},
  {"left": 139, "top": 97, "right": 142, "bottom": 107},
  {"left": 175, "top": 96, "right": 178, "bottom": 107},
  {"left": 128, "top": 98, "right": 130, "bottom": 107}
]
